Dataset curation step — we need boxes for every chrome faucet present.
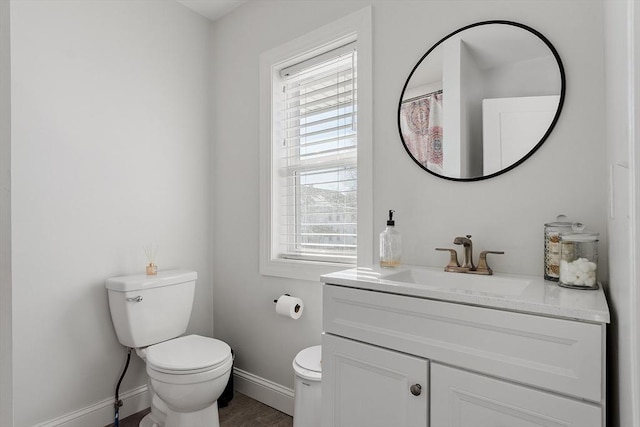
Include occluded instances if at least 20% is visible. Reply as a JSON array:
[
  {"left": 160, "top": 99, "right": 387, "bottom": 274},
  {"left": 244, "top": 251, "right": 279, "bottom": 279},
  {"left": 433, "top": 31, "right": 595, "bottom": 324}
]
[{"left": 436, "top": 235, "right": 504, "bottom": 275}]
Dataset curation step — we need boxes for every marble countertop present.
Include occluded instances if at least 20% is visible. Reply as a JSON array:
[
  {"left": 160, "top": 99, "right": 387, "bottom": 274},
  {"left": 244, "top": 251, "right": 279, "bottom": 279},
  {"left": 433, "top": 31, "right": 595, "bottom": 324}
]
[{"left": 321, "top": 265, "right": 610, "bottom": 324}]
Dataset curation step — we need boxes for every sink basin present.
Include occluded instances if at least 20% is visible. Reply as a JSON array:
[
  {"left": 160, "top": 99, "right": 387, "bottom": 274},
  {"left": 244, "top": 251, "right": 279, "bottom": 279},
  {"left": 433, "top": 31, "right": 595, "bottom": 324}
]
[{"left": 384, "top": 268, "right": 532, "bottom": 297}]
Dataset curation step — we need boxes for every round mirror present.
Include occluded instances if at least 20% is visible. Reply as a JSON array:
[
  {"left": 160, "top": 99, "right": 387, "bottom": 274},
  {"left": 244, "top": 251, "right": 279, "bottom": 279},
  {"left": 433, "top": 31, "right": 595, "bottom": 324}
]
[{"left": 398, "top": 21, "right": 565, "bottom": 181}]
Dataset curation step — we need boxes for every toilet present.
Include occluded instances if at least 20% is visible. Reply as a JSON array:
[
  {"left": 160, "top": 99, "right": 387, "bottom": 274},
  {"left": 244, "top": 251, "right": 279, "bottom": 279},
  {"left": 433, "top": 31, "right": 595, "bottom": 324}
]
[{"left": 106, "top": 270, "right": 232, "bottom": 427}]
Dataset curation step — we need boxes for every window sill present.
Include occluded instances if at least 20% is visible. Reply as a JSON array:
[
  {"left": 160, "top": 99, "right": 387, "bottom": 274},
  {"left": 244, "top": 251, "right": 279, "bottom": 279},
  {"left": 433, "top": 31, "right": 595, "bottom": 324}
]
[{"left": 260, "top": 257, "right": 353, "bottom": 282}]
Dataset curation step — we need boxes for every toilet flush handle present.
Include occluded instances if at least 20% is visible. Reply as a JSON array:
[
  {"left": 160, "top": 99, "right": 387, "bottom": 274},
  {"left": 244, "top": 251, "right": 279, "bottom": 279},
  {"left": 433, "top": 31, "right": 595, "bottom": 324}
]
[{"left": 126, "top": 296, "right": 143, "bottom": 302}]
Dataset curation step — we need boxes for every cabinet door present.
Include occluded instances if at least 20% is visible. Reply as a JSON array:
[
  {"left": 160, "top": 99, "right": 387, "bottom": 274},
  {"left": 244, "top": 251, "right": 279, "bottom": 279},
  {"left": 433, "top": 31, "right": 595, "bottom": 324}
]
[
  {"left": 431, "top": 363, "right": 602, "bottom": 427},
  {"left": 322, "top": 334, "right": 429, "bottom": 427}
]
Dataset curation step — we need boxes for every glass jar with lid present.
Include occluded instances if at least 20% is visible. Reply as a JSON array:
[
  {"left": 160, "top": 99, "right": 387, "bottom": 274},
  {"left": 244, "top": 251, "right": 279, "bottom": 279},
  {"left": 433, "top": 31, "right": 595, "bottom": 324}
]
[
  {"left": 544, "top": 214, "right": 574, "bottom": 281},
  {"left": 559, "top": 224, "right": 599, "bottom": 290}
]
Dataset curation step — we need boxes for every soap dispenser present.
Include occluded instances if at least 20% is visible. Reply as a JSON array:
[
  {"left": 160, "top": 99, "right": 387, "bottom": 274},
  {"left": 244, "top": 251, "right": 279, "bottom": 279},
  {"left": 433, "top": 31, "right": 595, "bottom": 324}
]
[{"left": 380, "top": 210, "right": 401, "bottom": 268}]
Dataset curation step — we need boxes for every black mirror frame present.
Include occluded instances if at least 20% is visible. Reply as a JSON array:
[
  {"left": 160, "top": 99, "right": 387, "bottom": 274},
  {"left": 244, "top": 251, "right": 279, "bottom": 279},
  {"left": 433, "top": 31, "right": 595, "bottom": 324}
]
[{"left": 397, "top": 20, "right": 566, "bottom": 182}]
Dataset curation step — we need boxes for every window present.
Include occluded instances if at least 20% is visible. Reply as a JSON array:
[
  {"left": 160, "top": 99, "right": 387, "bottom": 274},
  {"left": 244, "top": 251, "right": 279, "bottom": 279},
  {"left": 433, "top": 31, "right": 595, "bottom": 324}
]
[
  {"left": 260, "top": 8, "right": 372, "bottom": 281},
  {"left": 276, "top": 42, "right": 358, "bottom": 264}
]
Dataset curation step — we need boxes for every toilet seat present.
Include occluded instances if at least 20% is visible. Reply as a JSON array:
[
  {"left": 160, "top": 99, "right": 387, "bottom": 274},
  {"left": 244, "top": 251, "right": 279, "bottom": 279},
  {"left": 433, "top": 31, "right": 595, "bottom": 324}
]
[{"left": 146, "top": 334, "right": 231, "bottom": 375}]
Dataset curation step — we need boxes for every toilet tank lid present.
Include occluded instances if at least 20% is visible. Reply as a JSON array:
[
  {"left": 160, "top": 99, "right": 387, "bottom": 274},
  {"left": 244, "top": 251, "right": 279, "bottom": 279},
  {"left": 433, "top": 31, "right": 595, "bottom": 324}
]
[{"left": 105, "top": 270, "right": 197, "bottom": 292}]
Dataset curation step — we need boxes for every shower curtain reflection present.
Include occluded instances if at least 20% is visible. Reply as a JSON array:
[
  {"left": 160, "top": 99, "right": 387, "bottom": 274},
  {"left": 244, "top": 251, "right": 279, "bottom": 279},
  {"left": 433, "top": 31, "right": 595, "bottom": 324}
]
[{"left": 400, "top": 91, "right": 443, "bottom": 172}]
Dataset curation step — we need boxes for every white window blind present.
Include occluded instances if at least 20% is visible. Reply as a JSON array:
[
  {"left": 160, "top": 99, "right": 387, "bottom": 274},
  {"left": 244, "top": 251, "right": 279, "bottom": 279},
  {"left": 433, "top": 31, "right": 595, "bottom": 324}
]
[{"left": 275, "top": 42, "right": 357, "bottom": 264}]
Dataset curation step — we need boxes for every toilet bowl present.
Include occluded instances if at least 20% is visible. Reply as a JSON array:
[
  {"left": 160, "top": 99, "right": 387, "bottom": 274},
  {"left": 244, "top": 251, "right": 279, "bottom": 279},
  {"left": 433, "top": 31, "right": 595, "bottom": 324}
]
[
  {"left": 141, "top": 335, "right": 232, "bottom": 426},
  {"left": 140, "top": 335, "right": 232, "bottom": 427}
]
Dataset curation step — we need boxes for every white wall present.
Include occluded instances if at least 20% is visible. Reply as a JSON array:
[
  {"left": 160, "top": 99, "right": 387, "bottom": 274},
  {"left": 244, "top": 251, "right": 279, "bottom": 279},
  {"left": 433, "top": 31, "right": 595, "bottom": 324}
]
[
  {"left": 212, "top": 0, "right": 608, "bottom": 397},
  {"left": 484, "top": 55, "right": 561, "bottom": 98},
  {"left": 1, "top": 0, "right": 13, "bottom": 426},
  {"left": 604, "top": 1, "right": 640, "bottom": 426},
  {"left": 10, "top": 1, "right": 212, "bottom": 425}
]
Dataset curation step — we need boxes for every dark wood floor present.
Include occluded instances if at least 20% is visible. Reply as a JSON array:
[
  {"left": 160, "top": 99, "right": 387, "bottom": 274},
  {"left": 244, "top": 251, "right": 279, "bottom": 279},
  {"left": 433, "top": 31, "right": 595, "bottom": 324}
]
[
  {"left": 219, "top": 392, "right": 292, "bottom": 427},
  {"left": 108, "top": 392, "right": 293, "bottom": 427}
]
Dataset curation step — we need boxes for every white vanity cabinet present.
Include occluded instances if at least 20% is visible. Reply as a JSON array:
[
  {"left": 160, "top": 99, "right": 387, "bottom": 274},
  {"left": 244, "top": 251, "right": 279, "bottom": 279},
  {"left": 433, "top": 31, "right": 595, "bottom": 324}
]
[
  {"left": 321, "top": 268, "right": 609, "bottom": 427},
  {"left": 431, "top": 363, "right": 601, "bottom": 427},
  {"left": 322, "top": 334, "right": 428, "bottom": 427}
]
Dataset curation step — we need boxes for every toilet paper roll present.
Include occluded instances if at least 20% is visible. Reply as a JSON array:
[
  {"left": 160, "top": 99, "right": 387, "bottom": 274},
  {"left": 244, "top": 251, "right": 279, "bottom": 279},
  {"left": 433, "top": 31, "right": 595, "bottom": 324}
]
[{"left": 275, "top": 295, "right": 304, "bottom": 319}]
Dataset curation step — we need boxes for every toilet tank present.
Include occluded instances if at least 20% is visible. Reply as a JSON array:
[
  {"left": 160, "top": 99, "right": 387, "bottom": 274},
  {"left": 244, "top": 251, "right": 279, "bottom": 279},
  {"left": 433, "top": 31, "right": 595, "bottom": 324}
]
[{"left": 105, "top": 270, "right": 198, "bottom": 348}]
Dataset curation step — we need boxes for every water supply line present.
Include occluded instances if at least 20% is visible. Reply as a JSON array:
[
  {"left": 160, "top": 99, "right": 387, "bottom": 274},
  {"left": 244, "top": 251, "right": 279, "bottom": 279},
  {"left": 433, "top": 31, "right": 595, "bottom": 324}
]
[{"left": 114, "top": 347, "right": 132, "bottom": 427}]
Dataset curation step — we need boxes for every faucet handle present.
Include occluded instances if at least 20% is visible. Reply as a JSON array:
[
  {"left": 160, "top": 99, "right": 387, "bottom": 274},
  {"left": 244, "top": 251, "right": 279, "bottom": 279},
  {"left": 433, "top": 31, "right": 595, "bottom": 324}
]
[
  {"left": 436, "top": 248, "right": 461, "bottom": 271},
  {"left": 475, "top": 251, "right": 504, "bottom": 275}
]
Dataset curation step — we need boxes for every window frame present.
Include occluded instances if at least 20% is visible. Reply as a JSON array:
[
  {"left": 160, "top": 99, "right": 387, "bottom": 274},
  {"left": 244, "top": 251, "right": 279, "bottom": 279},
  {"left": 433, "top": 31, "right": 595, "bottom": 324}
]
[{"left": 259, "top": 7, "right": 372, "bottom": 281}]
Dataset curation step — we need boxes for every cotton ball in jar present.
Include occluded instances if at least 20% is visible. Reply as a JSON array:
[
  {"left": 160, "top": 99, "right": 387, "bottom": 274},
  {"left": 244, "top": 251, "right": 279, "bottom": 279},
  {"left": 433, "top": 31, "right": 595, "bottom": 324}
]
[{"left": 560, "top": 257, "right": 596, "bottom": 286}]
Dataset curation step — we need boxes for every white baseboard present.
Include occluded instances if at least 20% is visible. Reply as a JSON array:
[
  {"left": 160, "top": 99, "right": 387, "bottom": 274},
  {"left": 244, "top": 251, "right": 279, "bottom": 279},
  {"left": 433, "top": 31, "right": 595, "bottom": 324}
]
[
  {"left": 32, "top": 368, "right": 294, "bottom": 426},
  {"left": 34, "top": 385, "right": 150, "bottom": 427},
  {"left": 233, "top": 368, "right": 295, "bottom": 416}
]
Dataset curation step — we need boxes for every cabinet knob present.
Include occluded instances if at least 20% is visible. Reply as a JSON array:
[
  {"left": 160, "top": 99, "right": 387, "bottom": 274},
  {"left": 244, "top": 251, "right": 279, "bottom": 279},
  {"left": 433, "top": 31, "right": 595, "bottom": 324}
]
[{"left": 410, "top": 384, "right": 422, "bottom": 396}]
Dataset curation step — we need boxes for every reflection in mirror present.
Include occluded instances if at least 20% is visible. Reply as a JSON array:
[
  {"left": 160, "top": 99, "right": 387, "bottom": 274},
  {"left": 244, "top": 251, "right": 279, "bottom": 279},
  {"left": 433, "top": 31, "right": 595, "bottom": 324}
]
[{"left": 398, "top": 21, "right": 565, "bottom": 181}]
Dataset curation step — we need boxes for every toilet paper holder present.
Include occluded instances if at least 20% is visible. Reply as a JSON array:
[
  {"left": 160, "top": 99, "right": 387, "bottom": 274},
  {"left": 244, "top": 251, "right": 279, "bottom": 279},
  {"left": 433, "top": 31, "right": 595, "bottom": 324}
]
[{"left": 273, "top": 294, "right": 302, "bottom": 314}]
